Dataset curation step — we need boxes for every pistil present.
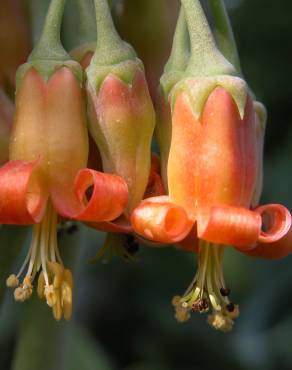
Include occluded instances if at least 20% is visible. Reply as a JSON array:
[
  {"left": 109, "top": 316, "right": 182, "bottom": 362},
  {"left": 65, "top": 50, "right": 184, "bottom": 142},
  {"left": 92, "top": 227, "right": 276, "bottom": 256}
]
[{"left": 172, "top": 241, "right": 239, "bottom": 331}]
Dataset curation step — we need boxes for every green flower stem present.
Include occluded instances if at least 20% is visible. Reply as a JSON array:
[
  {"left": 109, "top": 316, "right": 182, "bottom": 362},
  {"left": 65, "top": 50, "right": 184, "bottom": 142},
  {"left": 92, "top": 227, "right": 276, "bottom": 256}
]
[
  {"left": 181, "top": 0, "right": 236, "bottom": 77},
  {"left": 164, "top": 7, "right": 190, "bottom": 73},
  {"left": 29, "top": 0, "right": 69, "bottom": 61},
  {"left": 75, "top": 0, "right": 96, "bottom": 45},
  {"left": 208, "top": 0, "right": 242, "bottom": 73},
  {"left": 91, "top": 0, "right": 135, "bottom": 66}
]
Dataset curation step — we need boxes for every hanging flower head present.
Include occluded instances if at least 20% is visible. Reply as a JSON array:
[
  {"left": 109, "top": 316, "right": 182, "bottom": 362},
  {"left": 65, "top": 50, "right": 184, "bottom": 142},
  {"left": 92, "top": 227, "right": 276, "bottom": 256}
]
[
  {"left": 86, "top": 0, "right": 156, "bottom": 216},
  {"left": 0, "top": 0, "right": 128, "bottom": 320},
  {"left": 131, "top": 0, "right": 292, "bottom": 331}
]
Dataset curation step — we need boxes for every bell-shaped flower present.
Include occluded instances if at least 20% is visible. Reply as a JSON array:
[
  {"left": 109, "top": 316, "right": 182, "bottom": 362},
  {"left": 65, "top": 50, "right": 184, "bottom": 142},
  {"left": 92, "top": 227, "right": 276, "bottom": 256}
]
[
  {"left": 131, "top": 0, "right": 292, "bottom": 331},
  {"left": 1, "top": 0, "right": 128, "bottom": 320},
  {"left": 86, "top": 0, "right": 156, "bottom": 216}
]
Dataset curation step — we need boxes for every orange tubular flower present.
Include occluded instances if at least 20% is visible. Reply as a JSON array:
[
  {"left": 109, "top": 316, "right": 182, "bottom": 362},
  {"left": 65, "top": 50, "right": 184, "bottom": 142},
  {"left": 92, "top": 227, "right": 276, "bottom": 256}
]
[
  {"left": 131, "top": 0, "right": 292, "bottom": 331},
  {"left": 0, "top": 0, "right": 128, "bottom": 320},
  {"left": 0, "top": 67, "right": 127, "bottom": 320}
]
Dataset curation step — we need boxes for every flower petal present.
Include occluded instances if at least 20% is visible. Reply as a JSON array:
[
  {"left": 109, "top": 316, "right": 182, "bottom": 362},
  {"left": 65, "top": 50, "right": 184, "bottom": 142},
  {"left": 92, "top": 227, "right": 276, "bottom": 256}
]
[
  {"left": 255, "top": 204, "right": 292, "bottom": 243},
  {"left": 55, "top": 169, "right": 128, "bottom": 222},
  {"left": 244, "top": 225, "right": 292, "bottom": 259},
  {"left": 86, "top": 215, "right": 133, "bottom": 233},
  {"left": 196, "top": 205, "right": 261, "bottom": 250},
  {"left": 131, "top": 196, "right": 193, "bottom": 244},
  {"left": 0, "top": 159, "right": 47, "bottom": 224},
  {"left": 176, "top": 225, "right": 199, "bottom": 253}
]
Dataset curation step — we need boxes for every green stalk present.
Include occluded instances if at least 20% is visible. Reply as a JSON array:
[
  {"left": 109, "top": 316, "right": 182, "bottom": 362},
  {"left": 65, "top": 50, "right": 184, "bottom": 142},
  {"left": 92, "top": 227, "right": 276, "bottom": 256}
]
[
  {"left": 75, "top": 0, "right": 96, "bottom": 45},
  {"left": 181, "top": 0, "right": 236, "bottom": 77},
  {"left": 208, "top": 0, "right": 242, "bottom": 73},
  {"left": 29, "top": 0, "right": 69, "bottom": 61},
  {"left": 91, "top": 0, "right": 135, "bottom": 66},
  {"left": 164, "top": 7, "right": 190, "bottom": 73}
]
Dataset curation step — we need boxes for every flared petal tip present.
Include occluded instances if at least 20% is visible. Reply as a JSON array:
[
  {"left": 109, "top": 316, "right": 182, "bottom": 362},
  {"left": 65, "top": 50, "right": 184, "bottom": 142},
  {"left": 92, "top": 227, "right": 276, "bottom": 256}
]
[
  {"left": 131, "top": 196, "right": 193, "bottom": 244},
  {"left": 0, "top": 159, "right": 47, "bottom": 224}
]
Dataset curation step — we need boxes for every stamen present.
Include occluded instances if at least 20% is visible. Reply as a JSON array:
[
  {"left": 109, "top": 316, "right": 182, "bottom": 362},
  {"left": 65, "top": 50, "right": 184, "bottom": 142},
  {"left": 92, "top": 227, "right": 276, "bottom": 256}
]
[
  {"left": 173, "top": 241, "right": 239, "bottom": 331},
  {"left": 220, "top": 287, "right": 230, "bottom": 296},
  {"left": 6, "top": 200, "right": 74, "bottom": 320},
  {"left": 6, "top": 274, "right": 19, "bottom": 288}
]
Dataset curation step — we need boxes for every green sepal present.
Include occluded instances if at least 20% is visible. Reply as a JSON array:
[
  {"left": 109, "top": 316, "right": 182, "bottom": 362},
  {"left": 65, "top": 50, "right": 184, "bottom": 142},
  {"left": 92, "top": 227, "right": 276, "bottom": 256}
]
[
  {"left": 170, "top": 75, "right": 248, "bottom": 120},
  {"left": 16, "top": 59, "right": 84, "bottom": 90},
  {"left": 86, "top": 58, "right": 144, "bottom": 94}
]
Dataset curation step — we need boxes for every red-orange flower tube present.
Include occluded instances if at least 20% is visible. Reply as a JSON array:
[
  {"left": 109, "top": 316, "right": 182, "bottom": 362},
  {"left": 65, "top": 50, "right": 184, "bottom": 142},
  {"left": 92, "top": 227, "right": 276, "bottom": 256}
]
[
  {"left": 0, "top": 0, "right": 128, "bottom": 321},
  {"left": 131, "top": 0, "right": 292, "bottom": 331}
]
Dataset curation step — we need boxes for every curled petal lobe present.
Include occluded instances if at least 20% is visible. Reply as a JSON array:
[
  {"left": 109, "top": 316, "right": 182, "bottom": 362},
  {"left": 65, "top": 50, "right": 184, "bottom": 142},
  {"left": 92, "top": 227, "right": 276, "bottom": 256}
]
[
  {"left": 176, "top": 225, "right": 199, "bottom": 253},
  {"left": 196, "top": 205, "right": 261, "bottom": 250},
  {"left": 131, "top": 196, "right": 193, "bottom": 244},
  {"left": 0, "top": 160, "right": 47, "bottom": 224},
  {"left": 255, "top": 204, "right": 292, "bottom": 243},
  {"left": 55, "top": 169, "right": 128, "bottom": 222},
  {"left": 244, "top": 225, "right": 292, "bottom": 260},
  {"left": 86, "top": 215, "right": 133, "bottom": 234}
]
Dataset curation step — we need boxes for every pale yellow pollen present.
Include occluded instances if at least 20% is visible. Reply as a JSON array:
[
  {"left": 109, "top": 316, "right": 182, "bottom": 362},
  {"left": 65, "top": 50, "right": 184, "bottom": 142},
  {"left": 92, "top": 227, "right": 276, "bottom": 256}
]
[
  {"left": 61, "top": 281, "right": 73, "bottom": 321},
  {"left": 45, "top": 285, "right": 57, "bottom": 307},
  {"left": 52, "top": 290, "right": 62, "bottom": 321},
  {"left": 48, "top": 262, "right": 64, "bottom": 288},
  {"left": 14, "top": 277, "right": 33, "bottom": 302},
  {"left": 172, "top": 295, "right": 191, "bottom": 323},
  {"left": 6, "top": 203, "right": 74, "bottom": 321},
  {"left": 6, "top": 274, "right": 19, "bottom": 288},
  {"left": 207, "top": 312, "right": 233, "bottom": 332},
  {"left": 173, "top": 242, "right": 241, "bottom": 332}
]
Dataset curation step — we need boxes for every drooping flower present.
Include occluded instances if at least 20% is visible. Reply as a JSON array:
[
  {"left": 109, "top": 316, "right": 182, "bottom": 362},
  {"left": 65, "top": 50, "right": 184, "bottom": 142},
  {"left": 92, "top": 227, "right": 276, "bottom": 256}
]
[
  {"left": 0, "top": 0, "right": 128, "bottom": 320},
  {"left": 86, "top": 0, "right": 156, "bottom": 216},
  {"left": 75, "top": 0, "right": 158, "bottom": 261},
  {"left": 131, "top": 0, "right": 292, "bottom": 331}
]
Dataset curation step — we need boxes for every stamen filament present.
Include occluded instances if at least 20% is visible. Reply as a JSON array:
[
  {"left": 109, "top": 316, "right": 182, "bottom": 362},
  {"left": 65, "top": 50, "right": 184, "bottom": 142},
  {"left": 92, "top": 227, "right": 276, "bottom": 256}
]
[{"left": 173, "top": 241, "right": 239, "bottom": 331}]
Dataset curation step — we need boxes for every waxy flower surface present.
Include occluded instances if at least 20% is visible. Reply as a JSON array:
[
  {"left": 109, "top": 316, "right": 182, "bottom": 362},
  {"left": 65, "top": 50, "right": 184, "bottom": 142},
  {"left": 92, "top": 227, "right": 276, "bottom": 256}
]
[
  {"left": 132, "top": 78, "right": 292, "bottom": 330},
  {"left": 0, "top": 67, "right": 128, "bottom": 320},
  {"left": 131, "top": 0, "right": 292, "bottom": 331}
]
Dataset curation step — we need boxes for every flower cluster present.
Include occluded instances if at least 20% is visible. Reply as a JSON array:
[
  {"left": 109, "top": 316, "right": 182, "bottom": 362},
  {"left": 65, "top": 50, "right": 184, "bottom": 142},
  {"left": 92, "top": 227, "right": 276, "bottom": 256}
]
[{"left": 0, "top": 0, "right": 291, "bottom": 331}]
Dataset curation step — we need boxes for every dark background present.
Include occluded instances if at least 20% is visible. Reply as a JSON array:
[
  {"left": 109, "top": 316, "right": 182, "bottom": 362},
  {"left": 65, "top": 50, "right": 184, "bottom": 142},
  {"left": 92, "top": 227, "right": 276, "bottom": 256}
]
[{"left": 1, "top": 1, "right": 292, "bottom": 369}]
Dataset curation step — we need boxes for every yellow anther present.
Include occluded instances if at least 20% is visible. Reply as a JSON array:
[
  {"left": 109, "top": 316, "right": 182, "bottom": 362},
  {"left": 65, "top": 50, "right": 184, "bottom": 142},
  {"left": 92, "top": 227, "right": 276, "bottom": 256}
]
[
  {"left": 23, "top": 276, "right": 32, "bottom": 289},
  {"left": 63, "top": 269, "right": 73, "bottom": 288},
  {"left": 172, "top": 295, "right": 191, "bottom": 322},
  {"left": 224, "top": 304, "right": 240, "bottom": 319},
  {"left": 37, "top": 272, "right": 46, "bottom": 299},
  {"left": 175, "top": 308, "right": 191, "bottom": 323},
  {"left": 61, "top": 281, "right": 72, "bottom": 320},
  {"left": 207, "top": 313, "right": 233, "bottom": 332},
  {"left": 52, "top": 290, "right": 62, "bottom": 321},
  {"left": 14, "top": 285, "right": 32, "bottom": 302},
  {"left": 45, "top": 285, "right": 57, "bottom": 307},
  {"left": 48, "top": 262, "right": 64, "bottom": 288},
  {"left": 6, "top": 274, "right": 19, "bottom": 288},
  {"left": 172, "top": 295, "right": 182, "bottom": 307}
]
